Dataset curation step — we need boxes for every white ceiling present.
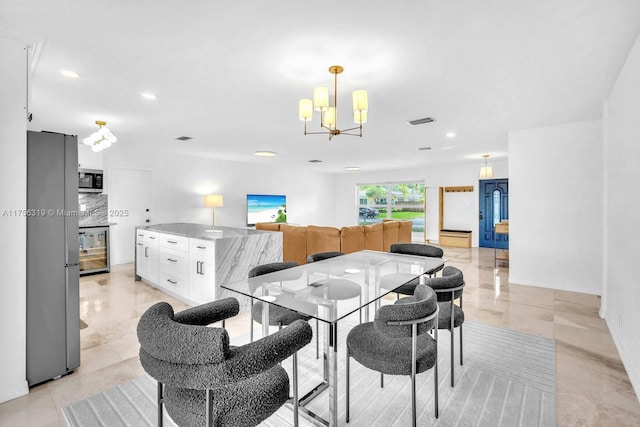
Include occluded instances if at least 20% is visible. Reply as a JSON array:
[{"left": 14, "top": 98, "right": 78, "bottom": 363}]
[{"left": 2, "top": 0, "right": 640, "bottom": 173}]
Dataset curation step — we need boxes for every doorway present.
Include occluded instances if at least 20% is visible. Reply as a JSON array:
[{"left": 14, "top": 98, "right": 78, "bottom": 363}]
[
  {"left": 479, "top": 179, "right": 508, "bottom": 249},
  {"left": 108, "top": 167, "right": 152, "bottom": 264}
]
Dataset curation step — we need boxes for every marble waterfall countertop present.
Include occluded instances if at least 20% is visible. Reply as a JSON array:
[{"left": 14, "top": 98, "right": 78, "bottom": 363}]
[{"left": 137, "top": 223, "right": 274, "bottom": 241}]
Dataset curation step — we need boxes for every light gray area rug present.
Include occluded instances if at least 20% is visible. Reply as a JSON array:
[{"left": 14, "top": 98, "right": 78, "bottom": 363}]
[{"left": 63, "top": 320, "right": 555, "bottom": 426}]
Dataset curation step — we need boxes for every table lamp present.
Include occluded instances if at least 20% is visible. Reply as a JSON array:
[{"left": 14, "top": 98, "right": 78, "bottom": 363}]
[{"left": 204, "top": 194, "right": 223, "bottom": 231}]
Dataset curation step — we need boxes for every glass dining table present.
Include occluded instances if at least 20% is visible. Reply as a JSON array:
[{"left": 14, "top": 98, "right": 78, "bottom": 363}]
[{"left": 221, "top": 249, "right": 446, "bottom": 427}]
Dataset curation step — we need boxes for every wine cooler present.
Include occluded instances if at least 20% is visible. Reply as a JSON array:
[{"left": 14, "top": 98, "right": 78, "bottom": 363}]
[{"left": 79, "top": 226, "right": 110, "bottom": 275}]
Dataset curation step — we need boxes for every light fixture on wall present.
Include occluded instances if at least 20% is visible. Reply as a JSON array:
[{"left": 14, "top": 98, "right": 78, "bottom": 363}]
[
  {"left": 298, "top": 65, "right": 368, "bottom": 141},
  {"left": 83, "top": 121, "right": 117, "bottom": 152},
  {"left": 479, "top": 154, "right": 494, "bottom": 179},
  {"left": 204, "top": 194, "right": 223, "bottom": 231}
]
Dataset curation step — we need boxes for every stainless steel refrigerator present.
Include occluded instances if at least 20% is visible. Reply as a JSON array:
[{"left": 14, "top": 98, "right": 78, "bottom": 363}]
[{"left": 26, "top": 130, "right": 80, "bottom": 386}]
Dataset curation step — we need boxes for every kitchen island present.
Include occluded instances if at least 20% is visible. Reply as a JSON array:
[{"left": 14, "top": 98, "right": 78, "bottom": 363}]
[{"left": 135, "top": 223, "right": 282, "bottom": 308}]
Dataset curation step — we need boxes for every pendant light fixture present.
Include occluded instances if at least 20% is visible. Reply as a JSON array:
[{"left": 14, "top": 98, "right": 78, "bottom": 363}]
[
  {"left": 479, "top": 154, "right": 494, "bottom": 179},
  {"left": 83, "top": 121, "right": 117, "bottom": 152},
  {"left": 298, "top": 65, "right": 368, "bottom": 141}
]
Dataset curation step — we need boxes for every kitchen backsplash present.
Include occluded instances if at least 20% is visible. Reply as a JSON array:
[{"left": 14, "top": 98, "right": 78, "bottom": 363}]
[{"left": 78, "top": 193, "right": 108, "bottom": 227}]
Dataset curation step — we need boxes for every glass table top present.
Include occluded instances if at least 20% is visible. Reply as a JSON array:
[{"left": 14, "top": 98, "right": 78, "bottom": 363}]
[{"left": 221, "top": 250, "right": 446, "bottom": 324}]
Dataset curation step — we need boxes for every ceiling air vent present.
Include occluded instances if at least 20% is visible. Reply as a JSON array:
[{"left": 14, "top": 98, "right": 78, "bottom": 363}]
[
  {"left": 417, "top": 147, "right": 432, "bottom": 151},
  {"left": 308, "top": 159, "right": 323, "bottom": 163},
  {"left": 176, "top": 136, "right": 193, "bottom": 141},
  {"left": 407, "top": 117, "right": 435, "bottom": 126}
]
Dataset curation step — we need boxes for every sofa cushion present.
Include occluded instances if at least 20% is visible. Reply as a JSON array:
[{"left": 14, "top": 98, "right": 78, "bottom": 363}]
[
  {"left": 340, "top": 225, "right": 365, "bottom": 254},
  {"left": 398, "top": 220, "right": 412, "bottom": 243},
  {"left": 307, "top": 225, "right": 341, "bottom": 259},
  {"left": 255, "top": 222, "right": 281, "bottom": 231},
  {"left": 280, "top": 224, "right": 307, "bottom": 266},
  {"left": 382, "top": 221, "right": 399, "bottom": 252},
  {"left": 364, "top": 223, "right": 384, "bottom": 251}
]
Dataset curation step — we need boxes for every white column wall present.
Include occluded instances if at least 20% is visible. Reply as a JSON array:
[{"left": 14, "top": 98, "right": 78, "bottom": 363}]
[
  {"left": 603, "top": 30, "right": 640, "bottom": 400},
  {"left": 0, "top": 37, "right": 29, "bottom": 403},
  {"left": 508, "top": 120, "right": 603, "bottom": 294}
]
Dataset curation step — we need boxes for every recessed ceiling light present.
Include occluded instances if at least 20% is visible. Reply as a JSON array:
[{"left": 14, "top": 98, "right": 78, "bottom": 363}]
[
  {"left": 344, "top": 166, "right": 360, "bottom": 172},
  {"left": 254, "top": 151, "right": 277, "bottom": 157},
  {"left": 141, "top": 92, "right": 157, "bottom": 100},
  {"left": 446, "top": 132, "right": 456, "bottom": 138},
  {"left": 60, "top": 70, "right": 79, "bottom": 79}
]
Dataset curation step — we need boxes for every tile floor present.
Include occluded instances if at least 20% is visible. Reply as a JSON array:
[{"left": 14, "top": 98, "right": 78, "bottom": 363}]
[{"left": 1, "top": 247, "right": 639, "bottom": 426}]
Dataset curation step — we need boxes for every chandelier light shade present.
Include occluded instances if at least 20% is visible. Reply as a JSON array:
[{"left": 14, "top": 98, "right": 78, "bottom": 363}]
[
  {"left": 479, "top": 154, "right": 494, "bottom": 179},
  {"left": 83, "top": 120, "right": 117, "bottom": 152},
  {"left": 298, "top": 65, "right": 368, "bottom": 140}
]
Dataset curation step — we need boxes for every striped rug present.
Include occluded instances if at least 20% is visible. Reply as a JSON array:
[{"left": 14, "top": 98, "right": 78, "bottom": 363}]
[{"left": 63, "top": 320, "right": 555, "bottom": 426}]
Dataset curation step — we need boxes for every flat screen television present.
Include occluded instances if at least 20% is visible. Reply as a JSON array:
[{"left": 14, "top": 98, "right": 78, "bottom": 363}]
[{"left": 247, "top": 194, "right": 287, "bottom": 226}]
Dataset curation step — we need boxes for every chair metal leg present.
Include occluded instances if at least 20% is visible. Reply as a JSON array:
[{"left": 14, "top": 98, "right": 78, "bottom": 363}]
[
  {"left": 206, "top": 389, "right": 213, "bottom": 427},
  {"left": 380, "top": 372, "right": 384, "bottom": 388},
  {"left": 157, "top": 381, "right": 164, "bottom": 427},
  {"left": 411, "top": 323, "right": 417, "bottom": 427},
  {"left": 249, "top": 316, "right": 254, "bottom": 343},
  {"left": 460, "top": 325, "right": 464, "bottom": 365},
  {"left": 293, "top": 353, "right": 299, "bottom": 427},
  {"left": 346, "top": 347, "right": 350, "bottom": 423},
  {"left": 435, "top": 314, "right": 439, "bottom": 418},
  {"left": 450, "top": 300, "right": 455, "bottom": 387},
  {"left": 316, "top": 318, "right": 319, "bottom": 359}
]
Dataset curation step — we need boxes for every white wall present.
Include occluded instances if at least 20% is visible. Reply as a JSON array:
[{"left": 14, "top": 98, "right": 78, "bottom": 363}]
[
  {"left": 0, "top": 37, "right": 29, "bottom": 403},
  {"left": 102, "top": 144, "right": 336, "bottom": 263},
  {"left": 603, "top": 30, "right": 640, "bottom": 400},
  {"left": 333, "top": 159, "right": 509, "bottom": 246},
  {"left": 508, "top": 120, "right": 603, "bottom": 294}
]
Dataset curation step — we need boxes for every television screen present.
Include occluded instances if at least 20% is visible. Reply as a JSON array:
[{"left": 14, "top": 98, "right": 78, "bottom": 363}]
[{"left": 247, "top": 194, "right": 287, "bottom": 226}]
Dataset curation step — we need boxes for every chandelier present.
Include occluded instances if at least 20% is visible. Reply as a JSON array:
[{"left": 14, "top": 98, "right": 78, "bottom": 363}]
[
  {"left": 298, "top": 65, "right": 368, "bottom": 140},
  {"left": 83, "top": 120, "right": 117, "bottom": 152}
]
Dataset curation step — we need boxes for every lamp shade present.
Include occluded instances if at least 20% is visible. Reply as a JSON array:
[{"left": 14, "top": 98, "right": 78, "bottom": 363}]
[
  {"left": 313, "top": 87, "right": 329, "bottom": 111},
  {"left": 298, "top": 99, "right": 313, "bottom": 121},
  {"left": 352, "top": 90, "right": 368, "bottom": 112},
  {"left": 354, "top": 110, "right": 367, "bottom": 124},
  {"left": 479, "top": 166, "right": 494, "bottom": 179},
  {"left": 204, "top": 194, "right": 223, "bottom": 207},
  {"left": 324, "top": 107, "right": 336, "bottom": 129}
]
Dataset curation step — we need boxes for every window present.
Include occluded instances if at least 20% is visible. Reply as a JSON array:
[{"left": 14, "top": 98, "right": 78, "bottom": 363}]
[
  {"left": 493, "top": 188, "right": 501, "bottom": 226},
  {"left": 357, "top": 182, "right": 425, "bottom": 234}
]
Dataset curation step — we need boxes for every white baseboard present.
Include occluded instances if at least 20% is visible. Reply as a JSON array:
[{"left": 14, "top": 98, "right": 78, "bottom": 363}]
[
  {"left": 606, "top": 316, "right": 640, "bottom": 404},
  {"left": 0, "top": 379, "right": 28, "bottom": 404}
]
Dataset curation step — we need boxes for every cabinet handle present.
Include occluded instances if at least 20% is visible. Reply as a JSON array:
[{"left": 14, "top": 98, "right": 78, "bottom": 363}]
[
  {"left": 196, "top": 260, "right": 201, "bottom": 275},
  {"left": 137, "top": 243, "right": 143, "bottom": 246},
  {"left": 196, "top": 245, "right": 206, "bottom": 249},
  {"left": 167, "top": 258, "right": 177, "bottom": 263},
  {"left": 149, "top": 236, "right": 156, "bottom": 240},
  {"left": 167, "top": 279, "right": 177, "bottom": 285},
  {"left": 200, "top": 262, "right": 205, "bottom": 275},
  {"left": 167, "top": 240, "right": 178, "bottom": 244},
  {"left": 138, "top": 234, "right": 144, "bottom": 237},
  {"left": 145, "top": 247, "right": 149, "bottom": 257}
]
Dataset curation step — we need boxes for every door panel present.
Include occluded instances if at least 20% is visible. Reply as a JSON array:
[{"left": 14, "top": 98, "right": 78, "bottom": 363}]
[{"left": 479, "top": 179, "right": 509, "bottom": 249}]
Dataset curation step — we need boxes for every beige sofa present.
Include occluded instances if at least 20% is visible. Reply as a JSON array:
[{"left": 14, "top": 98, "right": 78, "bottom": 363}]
[{"left": 256, "top": 220, "right": 412, "bottom": 265}]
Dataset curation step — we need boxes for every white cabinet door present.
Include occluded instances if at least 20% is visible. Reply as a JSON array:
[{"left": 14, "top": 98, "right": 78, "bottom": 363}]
[
  {"left": 189, "top": 239, "right": 216, "bottom": 304},
  {"left": 135, "top": 235, "right": 148, "bottom": 278},
  {"left": 146, "top": 232, "right": 159, "bottom": 283}
]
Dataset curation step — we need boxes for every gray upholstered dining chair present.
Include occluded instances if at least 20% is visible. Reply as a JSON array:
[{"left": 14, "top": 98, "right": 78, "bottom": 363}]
[
  {"left": 306, "top": 251, "right": 344, "bottom": 263},
  {"left": 423, "top": 265, "right": 465, "bottom": 387},
  {"left": 378, "top": 243, "right": 445, "bottom": 299},
  {"left": 137, "top": 298, "right": 313, "bottom": 427},
  {"left": 248, "top": 261, "right": 316, "bottom": 343},
  {"left": 346, "top": 284, "right": 439, "bottom": 426}
]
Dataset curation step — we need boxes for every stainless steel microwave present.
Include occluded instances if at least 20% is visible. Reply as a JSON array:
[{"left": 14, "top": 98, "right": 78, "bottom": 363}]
[{"left": 78, "top": 169, "right": 103, "bottom": 193}]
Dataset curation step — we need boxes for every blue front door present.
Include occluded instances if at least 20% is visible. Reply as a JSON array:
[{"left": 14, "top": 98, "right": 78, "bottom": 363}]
[{"left": 479, "top": 179, "right": 509, "bottom": 249}]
